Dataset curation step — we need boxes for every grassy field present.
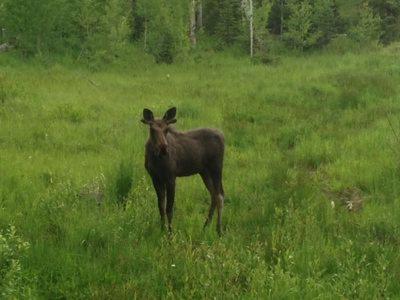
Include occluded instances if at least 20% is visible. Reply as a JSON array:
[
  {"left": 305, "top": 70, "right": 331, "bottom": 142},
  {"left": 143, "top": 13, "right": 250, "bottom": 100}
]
[{"left": 1, "top": 47, "right": 400, "bottom": 298}]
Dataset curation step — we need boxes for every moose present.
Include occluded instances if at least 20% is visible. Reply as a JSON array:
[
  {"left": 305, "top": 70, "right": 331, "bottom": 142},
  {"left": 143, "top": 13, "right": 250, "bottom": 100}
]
[{"left": 141, "top": 107, "right": 225, "bottom": 235}]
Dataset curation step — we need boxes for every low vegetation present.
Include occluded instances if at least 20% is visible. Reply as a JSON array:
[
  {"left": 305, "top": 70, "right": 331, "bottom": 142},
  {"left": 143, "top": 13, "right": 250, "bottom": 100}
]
[{"left": 1, "top": 45, "right": 400, "bottom": 297}]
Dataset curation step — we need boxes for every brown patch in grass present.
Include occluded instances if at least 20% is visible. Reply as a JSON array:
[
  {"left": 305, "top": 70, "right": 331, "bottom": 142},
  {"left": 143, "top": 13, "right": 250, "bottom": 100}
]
[{"left": 324, "top": 187, "right": 365, "bottom": 212}]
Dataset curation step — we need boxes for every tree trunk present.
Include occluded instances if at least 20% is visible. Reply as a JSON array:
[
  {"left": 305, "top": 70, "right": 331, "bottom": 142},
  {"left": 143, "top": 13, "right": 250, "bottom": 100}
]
[
  {"left": 242, "top": 0, "right": 254, "bottom": 57},
  {"left": 280, "top": 0, "right": 284, "bottom": 39},
  {"left": 0, "top": 28, "right": 4, "bottom": 43},
  {"left": 144, "top": 18, "right": 147, "bottom": 50},
  {"left": 131, "top": 0, "right": 136, "bottom": 40},
  {"left": 197, "top": 0, "right": 203, "bottom": 29},
  {"left": 249, "top": 0, "right": 253, "bottom": 57},
  {"left": 190, "top": 0, "right": 197, "bottom": 46}
]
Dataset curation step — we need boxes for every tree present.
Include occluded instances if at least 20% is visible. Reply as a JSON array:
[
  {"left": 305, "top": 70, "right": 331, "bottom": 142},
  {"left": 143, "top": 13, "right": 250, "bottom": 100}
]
[
  {"left": 242, "top": 0, "right": 254, "bottom": 56},
  {"left": 0, "top": 2, "right": 6, "bottom": 43},
  {"left": 135, "top": 0, "right": 188, "bottom": 63},
  {"left": 253, "top": 0, "right": 272, "bottom": 50},
  {"left": 203, "top": 0, "right": 219, "bottom": 35},
  {"left": 190, "top": 0, "right": 197, "bottom": 46},
  {"left": 312, "top": 0, "right": 343, "bottom": 46},
  {"left": 2, "top": 0, "right": 69, "bottom": 54},
  {"left": 215, "top": 0, "right": 243, "bottom": 46},
  {"left": 268, "top": 0, "right": 289, "bottom": 36},
  {"left": 197, "top": 0, "right": 203, "bottom": 29},
  {"left": 284, "top": 0, "right": 320, "bottom": 50},
  {"left": 2, "top": 0, "right": 132, "bottom": 58},
  {"left": 349, "top": 2, "right": 381, "bottom": 46},
  {"left": 369, "top": 0, "right": 400, "bottom": 44}
]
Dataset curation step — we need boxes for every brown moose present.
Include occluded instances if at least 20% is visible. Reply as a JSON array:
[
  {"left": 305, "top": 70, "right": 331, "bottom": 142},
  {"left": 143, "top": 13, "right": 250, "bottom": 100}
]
[{"left": 141, "top": 107, "right": 225, "bottom": 235}]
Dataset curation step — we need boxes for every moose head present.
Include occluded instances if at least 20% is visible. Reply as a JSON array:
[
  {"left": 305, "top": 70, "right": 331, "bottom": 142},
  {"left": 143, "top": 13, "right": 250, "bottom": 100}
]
[{"left": 141, "top": 107, "right": 177, "bottom": 156}]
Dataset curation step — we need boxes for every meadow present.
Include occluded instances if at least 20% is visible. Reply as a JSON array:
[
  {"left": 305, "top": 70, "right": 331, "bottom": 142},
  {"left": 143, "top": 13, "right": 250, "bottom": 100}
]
[{"left": 1, "top": 46, "right": 400, "bottom": 298}]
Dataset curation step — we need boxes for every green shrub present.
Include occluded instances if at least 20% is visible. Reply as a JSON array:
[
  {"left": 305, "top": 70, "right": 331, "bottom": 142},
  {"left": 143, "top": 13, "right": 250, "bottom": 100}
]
[
  {"left": 0, "top": 226, "right": 35, "bottom": 298},
  {"left": 107, "top": 159, "right": 135, "bottom": 205},
  {"left": 326, "top": 34, "right": 359, "bottom": 53}
]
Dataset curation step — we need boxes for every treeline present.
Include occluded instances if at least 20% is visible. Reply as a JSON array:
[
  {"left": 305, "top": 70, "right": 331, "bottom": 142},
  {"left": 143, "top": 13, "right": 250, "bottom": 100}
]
[{"left": 0, "top": 0, "right": 399, "bottom": 63}]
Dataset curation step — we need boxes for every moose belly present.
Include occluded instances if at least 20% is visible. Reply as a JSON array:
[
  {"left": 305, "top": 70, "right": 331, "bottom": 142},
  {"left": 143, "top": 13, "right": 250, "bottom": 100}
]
[{"left": 175, "top": 158, "right": 202, "bottom": 177}]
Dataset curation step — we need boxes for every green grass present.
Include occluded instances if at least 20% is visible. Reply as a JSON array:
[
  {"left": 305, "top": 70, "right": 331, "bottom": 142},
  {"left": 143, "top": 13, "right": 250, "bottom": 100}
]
[{"left": 1, "top": 47, "right": 400, "bottom": 298}]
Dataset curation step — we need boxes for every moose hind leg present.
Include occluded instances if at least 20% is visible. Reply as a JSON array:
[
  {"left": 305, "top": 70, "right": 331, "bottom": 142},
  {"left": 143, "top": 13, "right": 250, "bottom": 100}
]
[
  {"left": 212, "top": 170, "right": 224, "bottom": 236},
  {"left": 200, "top": 173, "right": 217, "bottom": 229},
  {"left": 205, "top": 198, "right": 217, "bottom": 229},
  {"left": 216, "top": 193, "right": 224, "bottom": 236}
]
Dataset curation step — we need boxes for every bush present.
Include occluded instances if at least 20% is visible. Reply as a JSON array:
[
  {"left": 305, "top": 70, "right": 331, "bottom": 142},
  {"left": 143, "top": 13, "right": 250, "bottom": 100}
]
[
  {"left": 325, "top": 34, "right": 359, "bottom": 54},
  {"left": 0, "top": 226, "right": 34, "bottom": 298},
  {"left": 106, "top": 159, "right": 135, "bottom": 205}
]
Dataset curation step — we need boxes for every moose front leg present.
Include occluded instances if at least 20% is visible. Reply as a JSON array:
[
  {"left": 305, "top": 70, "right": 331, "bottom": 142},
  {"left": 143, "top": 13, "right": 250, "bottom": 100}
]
[
  {"left": 166, "top": 179, "right": 176, "bottom": 234},
  {"left": 151, "top": 177, "right": 166, "bottom": 230}
]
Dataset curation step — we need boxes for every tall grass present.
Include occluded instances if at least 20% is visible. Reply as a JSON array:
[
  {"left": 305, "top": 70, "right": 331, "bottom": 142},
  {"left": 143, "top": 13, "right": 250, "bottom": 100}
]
[{"left": 0, "top": 47, "right": 399, "bottom": 298}]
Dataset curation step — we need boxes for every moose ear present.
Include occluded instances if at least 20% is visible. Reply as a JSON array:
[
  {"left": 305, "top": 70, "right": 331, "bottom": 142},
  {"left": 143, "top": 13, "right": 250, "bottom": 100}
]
[
  {"left": 141, "top": 108, "right": 154, "bottom": 124},
  {"left": 163, "top": 107, "right": 177, "bottom": 124}
]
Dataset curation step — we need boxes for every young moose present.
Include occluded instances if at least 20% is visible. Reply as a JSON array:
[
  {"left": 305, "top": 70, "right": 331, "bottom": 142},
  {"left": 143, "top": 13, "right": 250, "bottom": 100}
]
[{"left": 141, "top": 107, "right": 225, "bottom": 235}]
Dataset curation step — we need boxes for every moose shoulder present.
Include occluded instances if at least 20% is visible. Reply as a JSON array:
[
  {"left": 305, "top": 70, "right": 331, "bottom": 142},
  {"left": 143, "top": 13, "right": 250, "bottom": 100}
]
[{"left": 141, "top": 107, "right": 225, "bottom": 235}]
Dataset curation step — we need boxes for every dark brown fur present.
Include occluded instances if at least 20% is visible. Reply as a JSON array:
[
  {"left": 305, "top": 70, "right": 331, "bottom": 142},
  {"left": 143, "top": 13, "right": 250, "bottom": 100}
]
[{"left": 141, "top": 107, "right": 225, "bottom": 235}]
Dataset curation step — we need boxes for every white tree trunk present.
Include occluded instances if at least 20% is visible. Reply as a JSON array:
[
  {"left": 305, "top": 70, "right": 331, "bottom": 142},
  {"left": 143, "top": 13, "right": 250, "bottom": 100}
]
[
  {"left": 190, "top": 0, "right": 197, "bottom": 46},
  {"left": 242, "top": 0, "right": 254, "bottom": 57}
]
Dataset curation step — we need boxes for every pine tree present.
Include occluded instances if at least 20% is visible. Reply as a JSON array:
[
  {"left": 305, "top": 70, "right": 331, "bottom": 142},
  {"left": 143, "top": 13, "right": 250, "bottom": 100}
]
[
  {"left": 369, "top": 0, "right": 400, "bottom": 44},
  {"left": 215, "top": 0, "right": 243, "bottom": 45},
  {"left": 312, "top": 0, "right": 343, "bottom": 46},
  {"left": 268, "top": 0, "right": 289, "bottom": 36},
  {"left": 284, "top": 0, "right": 320, "bottom": 50},
  {"left": 349, "top": 2, "right": 381, "bottom": 45},
  {"left": 203, "top": 0, "right": 220, "bottom": 35}
]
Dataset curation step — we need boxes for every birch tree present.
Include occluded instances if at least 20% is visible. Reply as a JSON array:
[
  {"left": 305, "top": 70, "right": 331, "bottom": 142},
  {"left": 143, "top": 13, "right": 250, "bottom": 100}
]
[
  {"left": 242, "top": 0, "right": 272, "bottom": 57},
  {"left": 190, "top": 0, "right": 197, "bottom": 45},
  {"left": 241, "top": 0, "right": 254, "bottom": 57}
]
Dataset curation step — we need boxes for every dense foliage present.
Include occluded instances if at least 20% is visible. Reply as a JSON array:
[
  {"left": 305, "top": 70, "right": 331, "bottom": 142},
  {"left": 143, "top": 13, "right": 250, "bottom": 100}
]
[{"left": 1, "top": 0, "right": 399, "bottom": 61}]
